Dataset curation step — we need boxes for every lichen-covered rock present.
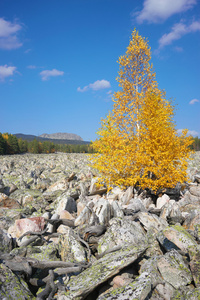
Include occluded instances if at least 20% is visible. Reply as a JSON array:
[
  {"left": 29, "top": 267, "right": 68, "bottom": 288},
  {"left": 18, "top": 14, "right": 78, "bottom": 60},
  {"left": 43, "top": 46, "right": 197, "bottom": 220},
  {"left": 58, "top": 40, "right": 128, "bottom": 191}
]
[
  {"left": 0, "top": 208, "right": 22, "bottom": 230},
  {"left": 58, "top": 227, "right": 86, "bottom": 263},
  {"left": 57, "top": 243, "right": 147, "bottom": 299},
  {"left": 157, "top": 249, "right": 192, "bottom": 289},
  {"left": 0, "top": 263, "right": 33, "bottom": 299},
  {"left": 97, "top": 272, "right": 152, "bottom": 300},
  {"left": 26, "top": 242, "right": 59, "bottom": 261},
  {"left": 139, "top": 256, "right": 164, "bottom": 287},
  {"left": 0, "top": 229, "right": 12, "bottom": 254},
  {"left": 93, "top": 197, "right": 111, "bottom": 225},
  {"left": 45, "top": 178, "right": 69, "bottom": 193},
  {"left": 172, "top": 286, "right": 200, "bottom": 300},
  {"left": 188, "top": 245, "right": 200, "bottom": 287},
  {"left": 0, "top": 152, "right": 199, "bottom": 299},
  {"left": 167, "top": 202, "right": 184, "bottom": 225},
  {"left": 154, "top": 282, "right": 175, "bottom": 300},
  {"left": 179, "top": 190, "right": 200, "bottom": 213},
  {"left": 157, "top": 224, "right": 198, "bottom": 252},
  {"left": 137, "top": 211, "right": 168, "bottom": 232},
  {"left": 183, "top": 211, "right": 200, "bottom": 230},
  {"left": 145, "top": 228, "right": 163, "bottom": 258},
  {"left": 98, "top": 217, "right": 147, "bottom": 255}
]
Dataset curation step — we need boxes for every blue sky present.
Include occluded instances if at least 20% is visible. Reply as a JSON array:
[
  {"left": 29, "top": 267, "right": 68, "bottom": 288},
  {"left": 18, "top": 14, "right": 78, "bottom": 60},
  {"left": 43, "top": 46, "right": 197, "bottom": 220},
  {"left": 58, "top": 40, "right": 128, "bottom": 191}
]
[{"left": 0, "top": 0, "right": 199, "bottom": 141}]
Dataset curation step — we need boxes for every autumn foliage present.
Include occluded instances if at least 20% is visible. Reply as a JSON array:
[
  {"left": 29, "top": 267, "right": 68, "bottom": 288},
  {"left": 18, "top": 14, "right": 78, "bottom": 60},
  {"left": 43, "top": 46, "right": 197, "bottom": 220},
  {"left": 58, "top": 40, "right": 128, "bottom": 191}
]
[{"left": 91, "top": 29, "right": 193, "bottom": 192}]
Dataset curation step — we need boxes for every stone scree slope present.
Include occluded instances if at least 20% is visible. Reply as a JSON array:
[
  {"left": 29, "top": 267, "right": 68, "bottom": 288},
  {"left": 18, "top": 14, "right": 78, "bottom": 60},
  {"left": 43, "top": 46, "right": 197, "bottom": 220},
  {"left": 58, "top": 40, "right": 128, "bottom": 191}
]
[{"left": 0, "top": 152, "right": 200, "bottom": 299}]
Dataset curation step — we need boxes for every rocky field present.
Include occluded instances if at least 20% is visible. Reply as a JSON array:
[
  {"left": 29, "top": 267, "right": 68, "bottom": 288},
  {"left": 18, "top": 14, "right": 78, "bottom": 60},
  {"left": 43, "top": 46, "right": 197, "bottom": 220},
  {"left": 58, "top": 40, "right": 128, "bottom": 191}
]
[{"left": 0, "top": 152, "right": 200, "bottom": 299}]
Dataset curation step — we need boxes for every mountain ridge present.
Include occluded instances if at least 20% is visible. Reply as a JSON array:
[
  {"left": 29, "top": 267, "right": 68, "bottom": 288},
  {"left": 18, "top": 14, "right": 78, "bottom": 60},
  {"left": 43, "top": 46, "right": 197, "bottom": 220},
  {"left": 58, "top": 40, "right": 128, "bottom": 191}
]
[
  {"left": 39, "top": 132, "right": 83, "bottom": 141},
  {"left": 14, "top": 133, "right": 90, "bottom": 145}
]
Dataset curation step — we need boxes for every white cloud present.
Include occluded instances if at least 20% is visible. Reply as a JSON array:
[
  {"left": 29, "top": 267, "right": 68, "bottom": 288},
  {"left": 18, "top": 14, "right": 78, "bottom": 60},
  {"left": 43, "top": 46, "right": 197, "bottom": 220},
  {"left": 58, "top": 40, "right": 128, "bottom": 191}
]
[
  {"left": 189, "top": 98, "right": 199, "bottom": 105},
  {"left": 77, "top": 79, "right": 111, "bottom": 92},
  {"left": 177, "top": 129, "right": 199, "bottom": 136},
  {"left": 159, "top": 20, "right": 200, "bottom": 48},
  {"left": 24, "top": 49, "right": 31, "bottom": 54},
  {"left": 0, "top": 18, "right": 23, "bottom": 49},
  {"left": 27, "top": 65, "right": 37, "bottom": 69},
  {"left": 174, "top": 46, "right": 184, "bottom": 52},
  {"left": 40, "top": 69, "right": 64, "bottom": 81},
  {"left": 135, "top": 0, "right": 196, "bottom": 23},
  {"left": 0, "top": 65, "right": 16, "bottom": 81}
]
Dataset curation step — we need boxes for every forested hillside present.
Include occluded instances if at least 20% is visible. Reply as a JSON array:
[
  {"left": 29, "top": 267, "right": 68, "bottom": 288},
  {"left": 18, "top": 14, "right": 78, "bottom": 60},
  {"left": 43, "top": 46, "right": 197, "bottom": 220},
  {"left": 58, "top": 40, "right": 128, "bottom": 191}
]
[{"left": 0, "top": 133, "right": 93, "bottom": 155}]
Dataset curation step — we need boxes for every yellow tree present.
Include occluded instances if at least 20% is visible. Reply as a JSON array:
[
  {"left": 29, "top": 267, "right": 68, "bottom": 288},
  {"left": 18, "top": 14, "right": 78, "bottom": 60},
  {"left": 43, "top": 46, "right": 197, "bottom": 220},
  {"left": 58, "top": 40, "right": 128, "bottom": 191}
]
[
  {"left": 136, "top": 89, "right": 192, "bottom": 191},
  {"left": 91, "top": 29, "right": 193, "bottom": 192}
]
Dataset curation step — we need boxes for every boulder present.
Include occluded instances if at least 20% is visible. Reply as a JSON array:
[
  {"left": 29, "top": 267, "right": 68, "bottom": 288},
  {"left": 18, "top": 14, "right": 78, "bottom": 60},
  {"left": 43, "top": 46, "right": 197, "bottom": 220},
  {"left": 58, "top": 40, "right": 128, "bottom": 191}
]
[
  {"left": 98, "top": 217, "right": 147, "bottom": 255},
  {"left": 97, "top": 272, "right": 152, "bottom": 300},
  {"left": 188, "top": 245, "right": 200, "bottom": 287},
  {"left": 0, "top": 193, "right": 20, "bottom": 209},
  {"left": 0, "top": 263, "right": 33, "bottom": 299},
  {"left": 75, "top": 205, "right": 93, "bottom": 226},
  {"left": 93, "top": 197, "right": 111, "bottom": 225},
  {"left": 89, "top": 177, "right": 107, "bottom": 195},
  {"left": 157, "top": 249, "right": 192, "bottom": 289},
  {"left": 58, "top": 227, "right": 86, "bottom": 263},
  {"left": 57, "top": 243, "right": 148, "bottom": 299},
  {"left": 157, "top": 224, "right": 198, "bottom": 252},
  {"left": 55, "top": 193, "right": 77, "bottom": 215},
  {"left": 137, "top": 211, "right": 168, "bottom": 232},
  {"left": 0, "top": 229, "right": 12, "bottom": 254},
  {"left": 189, "top": 185, "right": 200, "bottom": 198},
  {"left": 25, "top": 243, "right": 59, "bottom": 261},
  {"left": 156, "top": 193, "right": 170, "bottom": 209},
  {"left": 14, "top": 216, "right": 46, "bottom": 238}
]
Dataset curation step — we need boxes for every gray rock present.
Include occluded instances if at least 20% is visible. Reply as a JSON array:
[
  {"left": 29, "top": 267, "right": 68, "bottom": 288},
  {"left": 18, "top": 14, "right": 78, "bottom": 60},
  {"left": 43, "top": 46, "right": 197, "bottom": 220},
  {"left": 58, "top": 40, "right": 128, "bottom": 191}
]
[
  {"left": 57, "top": 243, "right": 148, "bottom": 299},
  {"left": 93, "top": 197, "right": 111, "bottom": 225},
  {"left": 58, "top": 227, "right": 86, "bottom": 263},
  {"left": 97, "top": 271, "right": 152, "bottom": 300},
  {"left": 167, "top": 202, "right": 184, "bottom": 225},
  {"left": 188, "top": 245, "right": 200, "bottom": 287},
  {"left": 55, "top": 193, "right": 77, "bottom": 215},
  {"left": 194, "top": 173, "right": 200, "bottom": 184},
  {"left": 189, "top": 185, "right": 200, "bottom": 198},
  {"left": 0, "top": 263, "right": 33, "bottom": 299},
  {"left": 157, "top": 249, "right": 192, "bottom": 289},
  {"left": 25, "top": 243, "right": 59, "bottom": 261},
  {"left": 157, "top": 224, "right": 198, "bottom": 252},
  {"left": 137, "top": 211, "right": 168, "bottom": 232},
  {"left": 172, "top": 287, "right": 200, "bottom": 300},
  {"left": 98, "top": 217, "right": 147, "bottom": 255},
  {"left": 110, "top": 200, "right": 124, "bottom": 218},
  {"left": 0, "top": 229, "right": 12, "bottom": 254},
  {"left": 124, "top": 198, "right": 146, "bottom": 212},
  {"left": 119, "top": 186, "right": 133, "bottom": 205},
  {"left": 140, "top": 256, "right": 164, "bottom": 287},
  {"left": 75, "top": 205, "right": 92, "bottom": 226},
  {"left": 0, "top": 177, "right": 5, "bottom": 192}
]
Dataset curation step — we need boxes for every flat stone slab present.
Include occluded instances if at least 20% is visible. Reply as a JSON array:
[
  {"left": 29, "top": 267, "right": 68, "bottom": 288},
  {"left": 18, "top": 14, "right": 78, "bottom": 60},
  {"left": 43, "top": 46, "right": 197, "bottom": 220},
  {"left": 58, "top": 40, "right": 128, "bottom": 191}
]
[{"left": 58, "top": 243, "right": 148, "bottom": 299}]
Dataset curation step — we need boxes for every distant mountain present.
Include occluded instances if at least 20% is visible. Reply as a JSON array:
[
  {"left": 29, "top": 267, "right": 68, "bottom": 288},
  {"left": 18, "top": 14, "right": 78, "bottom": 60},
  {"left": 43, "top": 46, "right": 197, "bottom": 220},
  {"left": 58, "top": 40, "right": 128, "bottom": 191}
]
[
  {"left": 14, "top": 133, "right": 90, "bottom": 145},
  {"left": 39, "top": 132, "right": 83, "bottom": 141}
]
